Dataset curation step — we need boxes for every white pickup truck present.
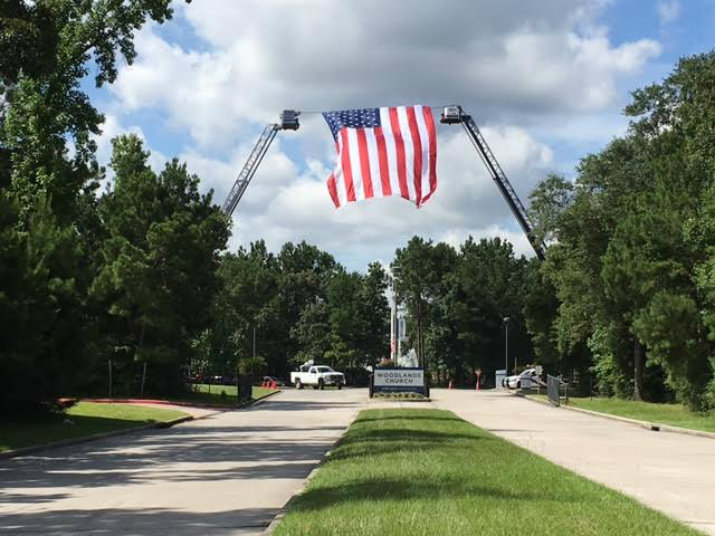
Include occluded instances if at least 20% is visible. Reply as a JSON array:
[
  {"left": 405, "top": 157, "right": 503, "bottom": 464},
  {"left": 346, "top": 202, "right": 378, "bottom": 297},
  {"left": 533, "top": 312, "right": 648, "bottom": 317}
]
[{"left": 290, "top": 364, "right": 345, "bottom": 390}]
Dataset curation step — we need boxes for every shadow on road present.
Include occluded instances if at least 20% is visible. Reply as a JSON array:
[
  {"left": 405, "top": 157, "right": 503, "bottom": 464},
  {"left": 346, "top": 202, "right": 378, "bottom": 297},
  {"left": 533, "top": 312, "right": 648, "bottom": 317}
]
[
  {"left": 0, "top": 506, "right": 277, "bottom": 535},
  {"left": 0, "top": 392, "right": 363, "bottom": 534}
]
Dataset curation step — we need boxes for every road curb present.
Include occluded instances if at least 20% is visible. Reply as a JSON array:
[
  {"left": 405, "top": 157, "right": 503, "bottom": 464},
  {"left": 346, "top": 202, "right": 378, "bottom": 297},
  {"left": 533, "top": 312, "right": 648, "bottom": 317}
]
[
  {"left": 514, "top": 392, "right": 715, "bottom": 439},
  {"left": 262, "top": 406, "right": 360, "bottom": 535},
  {"left": 0, "top": 415, "right": 194, "bottom": 461},
  {"left": 246, "top": 389, "right": 282, "bottom": 408}
]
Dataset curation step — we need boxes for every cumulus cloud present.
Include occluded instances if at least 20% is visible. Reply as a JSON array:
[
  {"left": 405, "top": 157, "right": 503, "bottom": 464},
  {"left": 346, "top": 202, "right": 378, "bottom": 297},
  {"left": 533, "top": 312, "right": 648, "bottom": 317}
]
[
  {"left": 216, "top": 123, "right": 551, "bottom": 263},
  {"left": 101, "top": 0, "right": 663, "bottom": 269},
  {"left": 112, "top": 0, "right": 660, "bottom": 150}
]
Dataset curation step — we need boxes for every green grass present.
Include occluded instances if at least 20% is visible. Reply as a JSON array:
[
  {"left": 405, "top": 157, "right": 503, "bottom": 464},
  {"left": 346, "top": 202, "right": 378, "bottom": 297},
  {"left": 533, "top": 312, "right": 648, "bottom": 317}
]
[
  {"left": 523, "top": 393, "right": 714, "bottom": 433},
  {"left": 170, "top": 384, "right": 276, "bottom": 406},
  {"left": 0, "top": 402, "right": 188, "bottom": 452},
  {"left": 559, "top": 396, "right": 714, "bottom": 433},
  {"left": 275, "top": 408, "right": 696, "bottom": 536}
]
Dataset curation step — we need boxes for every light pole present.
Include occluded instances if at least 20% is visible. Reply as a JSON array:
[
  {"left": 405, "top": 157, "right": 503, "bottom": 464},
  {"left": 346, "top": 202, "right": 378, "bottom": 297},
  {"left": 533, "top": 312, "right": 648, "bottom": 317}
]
[
  {"left": 390, "top": 266, "right": 401, "bottom": 364},
  {"left": 503, "top": 316, "right": 510, "bottom": 375}
]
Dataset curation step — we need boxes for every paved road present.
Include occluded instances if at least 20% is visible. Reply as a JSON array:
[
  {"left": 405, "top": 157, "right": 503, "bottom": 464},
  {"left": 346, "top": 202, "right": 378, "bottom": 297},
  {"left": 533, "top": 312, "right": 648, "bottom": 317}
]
[
  {"left": 3, "top": 388, "right": 712, "bottom": 535},
  {"left": 432, "top": 389, "right": 715, "bottom": 535},
  {"left": 0, "top": 389, "right": 364, "bottom": 535}
]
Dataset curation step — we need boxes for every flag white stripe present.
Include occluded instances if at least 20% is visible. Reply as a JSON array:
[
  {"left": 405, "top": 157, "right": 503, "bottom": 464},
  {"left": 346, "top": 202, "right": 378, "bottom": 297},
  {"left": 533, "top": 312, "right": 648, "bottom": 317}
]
[
  {"left": 364, "top": 129, "right": 382, "bottom": 198},
  {"left": 396, "top": 106, "right": 416, "bottom": 202},
  {"left": 379, "top": 107, "right": 401, "bottom": 198},
  {"left": 346, "top": 128, "right": 364, "bottom": 200},
  {"left": 414, "top": 105, "right": 431, "bottom": 203},
  {"left": 333, "top": 139, "right": 347, "bottom": 206}
]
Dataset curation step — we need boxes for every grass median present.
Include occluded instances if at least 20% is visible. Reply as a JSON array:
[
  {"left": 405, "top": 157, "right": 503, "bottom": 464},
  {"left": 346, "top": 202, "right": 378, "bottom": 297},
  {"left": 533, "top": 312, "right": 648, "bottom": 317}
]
[
  {"left": 0, "top": 402, "right": 188, "bottom": 452},
  {"left": 275, "top": 408, "right": 696, "bottom": 536},
  {"left": 526, "top": 393, "right": 714, "bottom": 433}
]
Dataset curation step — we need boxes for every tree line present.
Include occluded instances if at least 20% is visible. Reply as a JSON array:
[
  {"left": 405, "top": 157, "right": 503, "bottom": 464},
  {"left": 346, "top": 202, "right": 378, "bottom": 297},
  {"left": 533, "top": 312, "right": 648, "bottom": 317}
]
[
  {"left": 390, "top": 53, "right": 714, "bottom": 411},
  {"left": 0, "top": 1, "right": 391, "bottom": 414},
  {"left": 1, "top": 1, "right": 712, "bottom": 414}
]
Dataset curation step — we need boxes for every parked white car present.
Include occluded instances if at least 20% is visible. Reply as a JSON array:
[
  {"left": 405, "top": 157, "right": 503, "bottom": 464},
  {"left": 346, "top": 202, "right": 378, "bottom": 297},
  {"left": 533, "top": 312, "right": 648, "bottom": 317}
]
[
  {"left": 290, "top": 365, "right": 345, "bottom": 390},
  {"left": 504, "top": 368, "right": 538, "bottom": 389}
]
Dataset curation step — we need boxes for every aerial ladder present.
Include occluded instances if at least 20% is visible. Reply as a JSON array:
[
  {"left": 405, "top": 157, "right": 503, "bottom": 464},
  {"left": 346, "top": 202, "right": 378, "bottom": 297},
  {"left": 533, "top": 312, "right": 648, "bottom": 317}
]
[
  {"left": 221, "top": 110, "right": 300, "bottom": 216},
  {"left": 439, "top": 105, "right": 546, "bottom": 260},
  {"left": 222, "top": 105, "right": 545, "bottom": 260}
]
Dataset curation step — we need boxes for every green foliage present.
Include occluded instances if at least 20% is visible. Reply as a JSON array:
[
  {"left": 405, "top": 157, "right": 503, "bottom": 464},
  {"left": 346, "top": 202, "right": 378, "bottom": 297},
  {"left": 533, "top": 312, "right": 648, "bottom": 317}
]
[
  {"left": 530, "top": 51, "right": 715, "bottom": 408},
  {"left": 392, "top": 236, "right": 532, "bottom": 385},
  {"left": 91, "top": 135, "right": 228, "bottom": 395},
  {"left": 196, "top": 240, "right": 389, "bottom": 379},
  {"left": 0, "top": 0, "right": 186, "bottom": 413},
  {"left": 587, "top": 326, "right": 631, "bottom": 398},
  {"left": 239, "top": 356, "right": 267, "bottom": 376}
]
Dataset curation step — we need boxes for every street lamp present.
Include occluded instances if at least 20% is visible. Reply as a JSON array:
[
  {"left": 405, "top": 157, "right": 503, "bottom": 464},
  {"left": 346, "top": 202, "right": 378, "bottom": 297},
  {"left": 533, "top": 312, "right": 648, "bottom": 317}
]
[{"left": 503, "top": 316, "right": 510, "bottom": 375}]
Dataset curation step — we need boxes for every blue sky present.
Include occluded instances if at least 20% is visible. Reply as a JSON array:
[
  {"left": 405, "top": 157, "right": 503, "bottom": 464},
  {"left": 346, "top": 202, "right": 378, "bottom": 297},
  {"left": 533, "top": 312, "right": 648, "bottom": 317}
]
[{"left": 87, "top": 0, "right": 715, "bottom": 271}]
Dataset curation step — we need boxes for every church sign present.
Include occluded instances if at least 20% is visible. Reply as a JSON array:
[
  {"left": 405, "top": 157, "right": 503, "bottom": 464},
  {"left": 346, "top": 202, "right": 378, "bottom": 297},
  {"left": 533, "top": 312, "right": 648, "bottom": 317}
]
[{"left": 373, "top": 368, "right": 426, "bottom": 395}]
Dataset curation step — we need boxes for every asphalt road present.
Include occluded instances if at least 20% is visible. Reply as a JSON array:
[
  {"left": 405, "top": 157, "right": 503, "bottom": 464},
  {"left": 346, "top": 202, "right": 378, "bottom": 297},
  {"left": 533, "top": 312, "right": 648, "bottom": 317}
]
[
  {"left": 432, "top": 389, "right": 715, "bottom": 535},
  {"left": 0, "top": 388, "right": 364, "bottom": 535}
]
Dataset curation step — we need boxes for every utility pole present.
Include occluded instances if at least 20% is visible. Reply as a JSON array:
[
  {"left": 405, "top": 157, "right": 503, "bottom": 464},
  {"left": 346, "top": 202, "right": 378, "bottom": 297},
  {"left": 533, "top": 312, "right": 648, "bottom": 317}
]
[
  {"left": 252, "top": 325, "right": 257, "bottom": 359},
  {"left": 503, "top": 317, "right": 510, "bottom": 374}
]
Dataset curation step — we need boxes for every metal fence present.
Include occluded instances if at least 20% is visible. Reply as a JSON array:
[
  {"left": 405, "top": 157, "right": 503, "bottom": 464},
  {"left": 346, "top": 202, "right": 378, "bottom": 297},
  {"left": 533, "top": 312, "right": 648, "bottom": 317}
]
[{"left": 547, "top": 374, "right": 561, "bottom": 406}]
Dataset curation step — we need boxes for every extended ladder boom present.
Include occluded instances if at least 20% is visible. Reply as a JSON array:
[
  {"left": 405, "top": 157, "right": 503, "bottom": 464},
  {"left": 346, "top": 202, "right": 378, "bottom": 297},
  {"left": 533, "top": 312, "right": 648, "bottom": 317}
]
[
  {"left": 440, "top": 106, "right": 546, "bottom": 260},
  {"left": 222, "top": 110, "right": 300, "bottom": 217}
]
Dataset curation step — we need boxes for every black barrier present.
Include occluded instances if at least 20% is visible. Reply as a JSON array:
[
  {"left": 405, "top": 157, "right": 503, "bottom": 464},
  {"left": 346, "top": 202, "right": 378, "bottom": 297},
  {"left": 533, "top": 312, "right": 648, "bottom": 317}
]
[
  {"left": 547, "top": 374, "right": 560, "bottom": 406},
  {"left": 238, "top": 374, "right": 253, "bottom": 403}
]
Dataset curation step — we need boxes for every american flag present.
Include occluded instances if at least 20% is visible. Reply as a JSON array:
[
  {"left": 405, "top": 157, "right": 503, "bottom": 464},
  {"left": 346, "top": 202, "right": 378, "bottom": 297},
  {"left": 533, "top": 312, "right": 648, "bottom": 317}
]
[{"left": 322, "top": 105, "right": 437, "bottom": 208}]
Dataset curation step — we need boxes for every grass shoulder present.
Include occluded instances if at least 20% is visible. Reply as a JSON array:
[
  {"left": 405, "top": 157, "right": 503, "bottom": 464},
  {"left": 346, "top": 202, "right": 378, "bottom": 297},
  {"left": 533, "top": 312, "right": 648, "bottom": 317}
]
[
  {"left": 168, "top": 384, "right": 277, "bottom": 407},
  {"left": 274, "top": 408, "right": 696, "bottom": 536},
  {"left": 0, "top": 402, "right": 188, "bottom": 453},
  {"left": 523, "top": 393, "right": 714, "bottom": 433}
]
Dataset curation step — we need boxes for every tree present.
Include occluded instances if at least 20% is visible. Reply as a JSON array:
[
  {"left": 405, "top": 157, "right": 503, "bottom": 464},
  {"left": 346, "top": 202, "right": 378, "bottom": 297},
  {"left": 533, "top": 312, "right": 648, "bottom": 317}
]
[
  {"left": 91, "top": 135, "right": 228, "bottom": 395},
  {"left": 0, "top": 1, "right": 182, "bottom": 413},
  {"left": 530, "top": 51, "right": 715, "bottom": 406},
  {"left": 393, "top": 237, "right": 457, "bottom": 370}
]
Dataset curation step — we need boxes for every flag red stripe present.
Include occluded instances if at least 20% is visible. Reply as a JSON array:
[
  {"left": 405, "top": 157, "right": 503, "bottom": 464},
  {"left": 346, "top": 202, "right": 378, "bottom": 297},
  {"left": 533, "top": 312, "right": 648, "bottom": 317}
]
[
  {"left": 340, "top": 129, "right": 356, "bottom": 202},
  {"left": 388, "top": 107, "right": 409, "bottom": 199},
  {"left": 421, "top": 106, "right": 438, "bottom": 204},
  {"left": 374, "top": 127, "right": 391, "bottom": 196},
  {"left": 406, "top": 106, "right": 423, "bottom": 206},
  {"left": 356, "top": 129, "right": 374, "bottom": 199},
  {"left": 327, "top": 173, "right": 340, "bottom": 208}
]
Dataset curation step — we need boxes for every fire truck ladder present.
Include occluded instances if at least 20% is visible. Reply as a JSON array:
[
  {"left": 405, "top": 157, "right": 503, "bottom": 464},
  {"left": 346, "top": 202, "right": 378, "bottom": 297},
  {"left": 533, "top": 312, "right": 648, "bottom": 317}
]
[
  {"left": 440, "top": 105, "right": 546, "bottom": 260},
  {"left": 222, "top": 110, "right": 300, "bottom": 217}
]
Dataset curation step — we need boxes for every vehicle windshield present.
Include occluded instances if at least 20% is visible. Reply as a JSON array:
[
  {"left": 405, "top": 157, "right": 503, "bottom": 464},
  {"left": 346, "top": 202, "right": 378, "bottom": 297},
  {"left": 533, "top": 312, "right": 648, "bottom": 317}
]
[{"left": 316, "top": 366, "right": 334, "bottom": 373}]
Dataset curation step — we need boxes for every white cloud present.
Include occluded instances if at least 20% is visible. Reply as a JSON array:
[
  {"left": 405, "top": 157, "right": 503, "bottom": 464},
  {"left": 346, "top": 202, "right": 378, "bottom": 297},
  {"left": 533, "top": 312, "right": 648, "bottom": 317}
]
[
  {"left": 100, "top": 0, "right": 665, "bottom": 269},
  {"left": 111, "top": 0, "right": 661, "bottom": 151},
  {"left": 657, "top": 1, "right": 680, "bottom": 24},
  {"left": 212, "top": 124, "right": 551, "bottom": 266}
]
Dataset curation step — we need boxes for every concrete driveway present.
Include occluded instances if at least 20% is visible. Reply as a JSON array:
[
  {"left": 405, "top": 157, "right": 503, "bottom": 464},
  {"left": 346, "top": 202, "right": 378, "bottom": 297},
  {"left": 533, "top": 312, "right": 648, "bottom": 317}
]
[
  {"left": 432, "top": 389, "right": 715, "bottom": 535},
  {"left": 0, "top": 388, "right": 365, "bottom": 535}
]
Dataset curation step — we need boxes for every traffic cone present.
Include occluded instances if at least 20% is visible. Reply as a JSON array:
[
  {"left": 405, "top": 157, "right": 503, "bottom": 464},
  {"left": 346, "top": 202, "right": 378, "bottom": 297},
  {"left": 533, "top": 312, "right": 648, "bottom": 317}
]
[
  {"left": 448, "top": 380, "right": 452, "bottom": 390},
  {"left": 271, "top": 380, "right": 277, "bottom": 389}
]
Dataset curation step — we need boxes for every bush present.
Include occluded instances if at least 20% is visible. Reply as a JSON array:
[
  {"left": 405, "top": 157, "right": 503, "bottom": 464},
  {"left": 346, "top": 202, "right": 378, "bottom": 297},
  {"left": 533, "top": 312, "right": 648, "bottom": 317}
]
[{"left": 239, "top": 356, "right": 267, "bottom": 376}]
